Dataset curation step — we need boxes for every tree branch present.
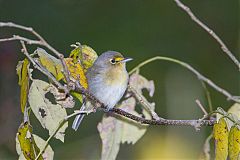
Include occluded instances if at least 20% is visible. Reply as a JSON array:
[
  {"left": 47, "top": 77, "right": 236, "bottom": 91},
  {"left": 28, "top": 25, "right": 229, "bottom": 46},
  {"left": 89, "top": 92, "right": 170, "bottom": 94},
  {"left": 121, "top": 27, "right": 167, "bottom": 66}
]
[
  {"left": 0, "top": 21, "right": 219, "bottom": 159},
  {"left": 0, "top": 21, "right": 220, "bottom": 128},
  {"left": 130, "top": 56, "right": 240, "bottom": 103},
  {"left": 174, "top": 0, "right": 240, "bottom": 70}
]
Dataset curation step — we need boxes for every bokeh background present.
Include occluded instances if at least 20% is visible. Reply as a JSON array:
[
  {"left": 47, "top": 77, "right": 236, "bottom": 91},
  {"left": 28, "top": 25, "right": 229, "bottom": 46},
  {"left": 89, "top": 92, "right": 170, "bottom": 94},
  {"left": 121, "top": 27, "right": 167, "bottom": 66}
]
[{"left": 0, "top": 0, "right": 239, "bottom": 159}]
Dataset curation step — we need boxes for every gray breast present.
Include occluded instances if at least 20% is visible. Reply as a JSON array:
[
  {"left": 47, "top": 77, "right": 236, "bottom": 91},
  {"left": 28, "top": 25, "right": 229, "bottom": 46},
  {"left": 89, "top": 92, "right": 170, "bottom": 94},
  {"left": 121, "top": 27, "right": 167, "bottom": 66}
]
[{"left": 87, "top": 72, "right": 128, "bottom": 109}]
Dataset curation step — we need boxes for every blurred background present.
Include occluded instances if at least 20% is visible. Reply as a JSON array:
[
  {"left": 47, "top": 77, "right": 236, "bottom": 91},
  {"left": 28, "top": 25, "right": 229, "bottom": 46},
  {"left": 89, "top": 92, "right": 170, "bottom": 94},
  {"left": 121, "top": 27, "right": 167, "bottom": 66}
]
[{"left": 0, "top": 0, "right": 239, "bottom": 159}]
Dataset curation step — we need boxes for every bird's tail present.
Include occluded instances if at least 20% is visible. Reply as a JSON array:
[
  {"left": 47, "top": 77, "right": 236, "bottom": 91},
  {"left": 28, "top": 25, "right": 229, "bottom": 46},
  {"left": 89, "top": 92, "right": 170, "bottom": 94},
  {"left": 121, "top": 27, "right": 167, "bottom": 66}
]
[{"left": 72, "top": 103, "right": 86, "bottom": 131}]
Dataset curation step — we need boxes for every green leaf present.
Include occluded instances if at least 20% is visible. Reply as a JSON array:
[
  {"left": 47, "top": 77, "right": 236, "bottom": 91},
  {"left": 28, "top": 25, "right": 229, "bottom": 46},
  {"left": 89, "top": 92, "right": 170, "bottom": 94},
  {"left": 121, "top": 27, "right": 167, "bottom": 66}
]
[
  {"left": 97, "top": 74, "right": 155, "bottom": 160},
  {"left": 28, "top": 79, "right": 68, "bottom": 142},
  {"left": 213, "top": 118, "right": 229, "bottom": 160},
  {"left": 228, "top": 125, "right": 240, "bottom": 160},
  {"left": 16, "top": 122, "right": 43, "bottom": 160},
  {"left": 16, "top": 58, "right": 30, "bottom": 113}
]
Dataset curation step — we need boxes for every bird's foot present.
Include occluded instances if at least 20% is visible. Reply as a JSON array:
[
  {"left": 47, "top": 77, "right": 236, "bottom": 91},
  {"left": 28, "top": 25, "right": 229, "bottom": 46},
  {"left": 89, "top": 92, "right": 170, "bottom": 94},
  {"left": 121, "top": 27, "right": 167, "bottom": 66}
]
[{"left": 103, "top": 107, "right": 111, "bottom": 112}]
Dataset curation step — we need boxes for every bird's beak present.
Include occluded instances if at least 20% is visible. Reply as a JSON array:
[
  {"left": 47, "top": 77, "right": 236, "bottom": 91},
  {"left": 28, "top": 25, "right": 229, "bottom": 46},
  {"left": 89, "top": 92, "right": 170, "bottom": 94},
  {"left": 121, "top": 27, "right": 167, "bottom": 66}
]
[{"left": 121, "top": 57, "right": 133, "bottom": 63}]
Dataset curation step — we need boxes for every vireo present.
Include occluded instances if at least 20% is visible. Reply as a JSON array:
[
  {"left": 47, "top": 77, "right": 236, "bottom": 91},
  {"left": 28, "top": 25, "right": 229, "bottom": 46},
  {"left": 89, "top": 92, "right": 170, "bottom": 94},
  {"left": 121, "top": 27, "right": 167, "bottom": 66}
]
[{"left": 72, "top": 51, "right": 132, "bottom": 131}]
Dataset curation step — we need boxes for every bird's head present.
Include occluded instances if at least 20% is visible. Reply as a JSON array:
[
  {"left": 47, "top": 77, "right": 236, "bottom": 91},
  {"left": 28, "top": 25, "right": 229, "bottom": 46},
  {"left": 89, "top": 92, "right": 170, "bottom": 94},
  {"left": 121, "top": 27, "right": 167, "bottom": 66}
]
[{"left": 94, "top": 51, "right": 133, "bottom": 71}]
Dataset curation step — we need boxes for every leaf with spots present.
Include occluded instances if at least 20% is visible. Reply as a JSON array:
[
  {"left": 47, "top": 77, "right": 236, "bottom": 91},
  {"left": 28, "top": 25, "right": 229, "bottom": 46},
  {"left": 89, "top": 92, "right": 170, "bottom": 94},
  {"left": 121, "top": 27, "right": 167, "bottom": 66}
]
[
  {"left": 16, "top": 122, "right": 43, "bottom": 160},
  {"left": 65, "top": 57, "right": 88, "bottom": 103},
  {"left": 228, "top": 126, "right": 240, "bottom": 160},
  {"left": 16, "top": 58, "right": 31, "bottom": 113},
  {"left": 28, "top": 79, "right": 68, "bottom": 142},
  {"left": 68, "top": 44, "right": 97, "bottom": 103},
  {"left": 69, "top": 43, "right": 98, "bottom": 72},
  {"left": 213, "top": 118, "right": 229, "bottom": 160},
  {"left": 65, "top": 58, "right": 88, "bottom": 89}
]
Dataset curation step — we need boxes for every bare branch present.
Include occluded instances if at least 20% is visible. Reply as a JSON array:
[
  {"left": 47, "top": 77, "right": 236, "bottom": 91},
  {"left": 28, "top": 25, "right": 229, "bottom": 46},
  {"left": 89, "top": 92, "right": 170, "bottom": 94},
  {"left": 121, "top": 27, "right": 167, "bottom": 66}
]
[
  {"left": 128, "top": 85, "right": 162, "bottom": 120},
  {"left": 0, "top": 22, "right": 218, "bottom": 158},
  {"left": 74, "top": 81, "right": 215, "bottom": 128},
  {"left": 195, "top": 99, "right": 208, "bottom": 116},
  {"left": 0, "top": 22, "right": 71, "bottom": 89},
  {"left": 174, "top": 0, "right": 240, "bottom": 70},
  {"left": 19, "top": 40, "right": 66, "bottom": 91},
  {"left": 0, "top": 22, "right": 46, "bottom": 43},
  {"left": 0, "top": 22, "right": 219, "bottom": 128},
  {"left": 130, "top": 56, "right": 240, "bottom": 103}
]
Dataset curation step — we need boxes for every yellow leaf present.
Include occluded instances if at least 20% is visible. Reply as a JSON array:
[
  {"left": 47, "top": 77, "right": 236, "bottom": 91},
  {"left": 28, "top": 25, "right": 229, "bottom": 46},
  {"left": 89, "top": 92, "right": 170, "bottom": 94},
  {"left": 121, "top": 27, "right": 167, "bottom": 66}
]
[
  {"left": 69, "top": 44, "right": 98, "bottom": 72},
  {"left": 16, "top": 58, "right": 30, "bottom": 113},
  {"left": 17, "top": 122, "right": 43, "bottom": 160},
  {"left": 36, "top": 48, "right": 63, "bottom": 81},
  {"left": 213, "top": 118, "right": 229, "bottom": 160},
  {"left": 229, "top": 125, "right": 240, "bottom": 160},
  {"left": 68, "top": 44, "right": 96, "bottom": 103},
  {"left": 65, "top": 58, "right": 88, "bottom": 89}
]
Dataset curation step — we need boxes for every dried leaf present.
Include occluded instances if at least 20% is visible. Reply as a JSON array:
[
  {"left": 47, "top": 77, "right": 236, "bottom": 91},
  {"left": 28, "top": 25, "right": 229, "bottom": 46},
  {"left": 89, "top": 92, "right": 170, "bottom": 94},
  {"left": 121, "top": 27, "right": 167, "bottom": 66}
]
[
  {"left": 16, "top": 122, "right": 43, "bottom": 160},
  {"left": 129, "top": 73, "right": 154, "bottom": 97},
  {"left": 216, "top": 107, "right": 234, "bottom": 131},
  {"left": 28, "top": 79, "right": 68, "bottom": 142},
  {"left": 199, "top": 135, "right": 212, "bottom": 160},
  {"left": 36, "top": 48, "right": 63, "bottom": 81},
  {"left": 16, "top": 58, "right": 30, "bottom": 113},
  {"left": 97, "top": 115, "right": 121, "bottom": 160},
  {"left": 47, "top": 84, "right": 75, "bottom": 108},
  {"left": 33, "top": 134, "right": 54, "bottom": 160},
  {"left": 228, "top": 103, "right": 240, "bottom": 125},
  {"left": 228, "top": 125, "right": 240, "bottom": 160},
  {"left": 228, "top": 103, "right": 240, "bottom": 117},
  {"left": 98, "top": 98, "right": 149, "bottom": 160},
  {"left": 129, "top": 73, "right": 158, "bottom": 119},
  {"left": 69, "top": 44, "right": 98, "bottom": 71},
  {"left": 97, "top": 74, "right": 155, "bottom": 160},
  {"left": 120, "top": 97, "right": 150, "bottom": 144},
  {"left": 213, "top": 118, "right": 229, "bottom": 160}
]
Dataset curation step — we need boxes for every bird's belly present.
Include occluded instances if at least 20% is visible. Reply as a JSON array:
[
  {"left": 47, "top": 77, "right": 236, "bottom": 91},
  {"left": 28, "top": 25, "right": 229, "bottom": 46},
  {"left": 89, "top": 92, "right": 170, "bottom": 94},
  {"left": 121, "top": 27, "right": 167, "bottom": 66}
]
[{"left": 90, "top": 82, "right": 127, "bottom": 109}]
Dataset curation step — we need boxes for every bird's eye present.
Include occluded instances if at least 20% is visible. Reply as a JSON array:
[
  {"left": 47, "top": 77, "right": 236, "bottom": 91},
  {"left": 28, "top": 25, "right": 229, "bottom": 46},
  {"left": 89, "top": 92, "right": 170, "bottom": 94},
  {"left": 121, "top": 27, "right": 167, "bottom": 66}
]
[{"left": 110, "top": 59, "right": 116, "bottom": 64}]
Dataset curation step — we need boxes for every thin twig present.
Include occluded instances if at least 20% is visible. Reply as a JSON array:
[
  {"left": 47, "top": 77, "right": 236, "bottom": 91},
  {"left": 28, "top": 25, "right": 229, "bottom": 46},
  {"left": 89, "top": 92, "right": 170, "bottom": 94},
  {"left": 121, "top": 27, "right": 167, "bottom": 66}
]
[
  {"left": 195, "top": 99, "right": 208, "bottom": 117},
  {"left": 0, "top": 22, "right": 46, "bottom": 43},
  {"left": 0, "top": 28, "right": 221, "bottom": 126},
  {"left": 20, "top": 41, "right": 65, "bottom": 91},
  {"left": 128, "top": 85, "right": 162, "bottom": 120},
  {"left": 129, "top": 56, "right": 240, "bottom": 103},
  {"left": 0, "top": 22, "right": 71, "bottom": 88},
  {"left": 34, "top": 110, "right": 92, "bottom": 160},
  {"left": 0, "top": 35, "right": 42, "bottom": 45},
  {"left": 201, "top": 82, "right": 213, "bottom": 112},
  {"left": 0, "top": 30, "right": 218, "bottom": 128},
  {"left": 74, "top": 82, "right": 215, "bottom": 127},
  {"left": 174, "top": 0, "right": 240, "bottom": 70},
  {"left": 0, "top": 22, "right": 219, "bottom": 157}
]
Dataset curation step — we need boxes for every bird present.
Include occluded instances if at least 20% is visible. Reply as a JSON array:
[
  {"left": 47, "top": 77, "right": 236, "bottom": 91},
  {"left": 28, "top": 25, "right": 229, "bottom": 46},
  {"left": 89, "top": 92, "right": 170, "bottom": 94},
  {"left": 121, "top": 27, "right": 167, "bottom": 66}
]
[{"left": 72, "top": 51, "right": 133, "bottom": 131}]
